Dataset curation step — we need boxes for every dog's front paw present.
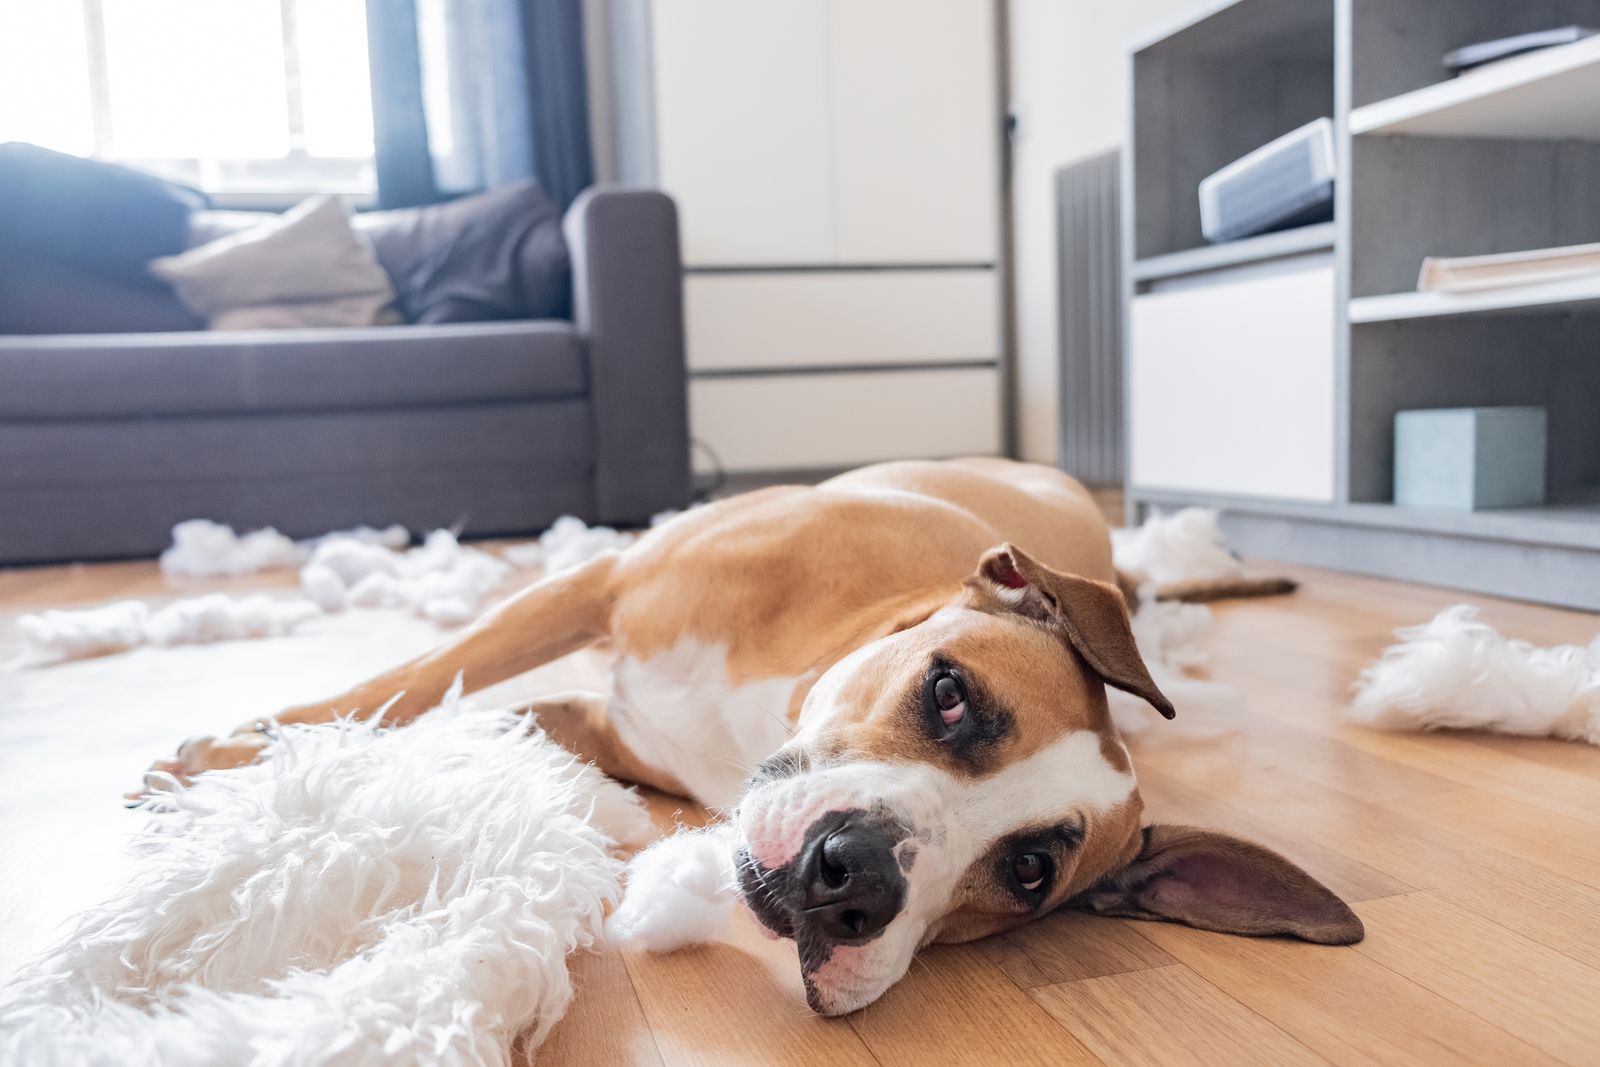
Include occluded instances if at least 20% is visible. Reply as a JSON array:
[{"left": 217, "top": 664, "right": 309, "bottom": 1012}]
[
  {"left": 125, "top": 731, "right": 272, "bottom": 805},
  {"left": 607, "top": 825, "right": 738, "bottom": 952}
]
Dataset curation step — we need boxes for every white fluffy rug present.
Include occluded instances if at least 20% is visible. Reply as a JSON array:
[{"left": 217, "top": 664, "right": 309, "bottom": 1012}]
[
  {"left": 0, "top": 689, "right": 653, "bottom": 1066},
  {"left": 1350, "top": 604, "right": 1600, "bottom": 746}
]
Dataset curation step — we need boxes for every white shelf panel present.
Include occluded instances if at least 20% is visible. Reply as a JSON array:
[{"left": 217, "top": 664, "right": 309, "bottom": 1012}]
[
  {"left": 1349, "top": 273, "right": 1600, "bottom": 322},
  {"left": 1350, "top": 35, "right": 1600, "bottom": 139}
]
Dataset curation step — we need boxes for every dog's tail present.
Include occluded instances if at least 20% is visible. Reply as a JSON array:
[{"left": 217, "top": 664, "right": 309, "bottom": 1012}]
[{"left": 1117, "top": 570, "right": 1298, "bottom": 610}]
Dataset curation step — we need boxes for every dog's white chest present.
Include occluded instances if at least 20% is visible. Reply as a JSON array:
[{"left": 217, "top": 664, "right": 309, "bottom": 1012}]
[{"left": 609, "top": 638, "right": 798, "bottom": 810}]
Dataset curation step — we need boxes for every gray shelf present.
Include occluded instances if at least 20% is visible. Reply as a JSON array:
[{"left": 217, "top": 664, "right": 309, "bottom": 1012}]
[
  {"left": 1131, "top": 488, "right": 1600, "bottom": 609},
  {"left": 1132, "top": 223, "right": 1335, "bottom": 283},
  {"left": 1123, "top": 0, "right": 1600, "bottom": 611},
  {"left": 1132, "top": 487, "right": 1600, "bottom": 552}
]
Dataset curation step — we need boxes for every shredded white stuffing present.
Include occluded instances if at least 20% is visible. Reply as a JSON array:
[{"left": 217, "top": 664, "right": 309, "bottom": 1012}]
[
  {"left": 1112, "top": 507, "right": 1242, "bottom": 586},
  {"left": 0, "top": 687, "right": 653, "bottom": 1066},
  {"left": 1129, "top": 594, "right": 1215, "bottom": 671},
  {"left": 300, "top": 529, "right": 511, "bottom": 624},
  {"left": 1349, "top": 604, "right": 1600, "bottom": 745},
  {"left": 1104, "top": 509, "right": 1257, "bottom": 732},
  {"left": 13, "top": 595, "right": 320, "bottom": 667},
  {"left": 159, "top": 520, "right": 305, "bottom": 579},
  {"left": 502, "top": 514, "right": 635, "bottom": 574},
  {"left": 14, "top": 518, "right": 641, "bottom": 669},
  {"left": 606, "top": 824, "right": 739, "bottom": 953},
  {"left": 159, "top": 519, "right": 408, "bottom": 579}
]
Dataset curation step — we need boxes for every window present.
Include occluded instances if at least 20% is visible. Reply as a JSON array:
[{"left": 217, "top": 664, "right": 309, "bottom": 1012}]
[{"left": 0, "top": 0, "right": 376, "bottom": 203}]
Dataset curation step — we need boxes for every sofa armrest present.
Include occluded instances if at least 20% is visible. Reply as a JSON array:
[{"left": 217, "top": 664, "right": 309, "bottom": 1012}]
[{"left": 564, "top": 186, "right": 691, "bottom": 525}]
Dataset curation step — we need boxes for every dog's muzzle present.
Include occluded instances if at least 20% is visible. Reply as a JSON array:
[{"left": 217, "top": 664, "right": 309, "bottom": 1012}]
[{"left": 737, "top": 808, "right": 908, "bottom": 949}]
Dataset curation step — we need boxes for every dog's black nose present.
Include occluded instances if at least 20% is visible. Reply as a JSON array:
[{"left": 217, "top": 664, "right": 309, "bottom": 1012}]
[{"left": 799, "top": 814, "right": 906, "bottom": 942}]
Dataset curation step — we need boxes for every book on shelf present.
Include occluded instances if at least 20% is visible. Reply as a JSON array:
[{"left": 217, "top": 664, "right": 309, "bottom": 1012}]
[{"left": 1417, "top": 241, "right": 1600, "bottom": 293}]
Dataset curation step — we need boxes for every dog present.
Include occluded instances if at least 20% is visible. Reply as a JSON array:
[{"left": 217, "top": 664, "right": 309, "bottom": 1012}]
[{"left": 143, "top": 457, "right": 1362, "bottom": 1015}]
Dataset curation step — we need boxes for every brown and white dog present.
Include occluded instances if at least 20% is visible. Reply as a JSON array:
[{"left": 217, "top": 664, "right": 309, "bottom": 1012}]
[{"left": 146, "top": 457, "right": 1362, "bottom": 1015}]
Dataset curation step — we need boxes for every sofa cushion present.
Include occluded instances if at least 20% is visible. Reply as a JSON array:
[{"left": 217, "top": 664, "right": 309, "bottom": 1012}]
[
  {"left": 361, "top": 182, "right": 571, "bottom": 324},
  {"left": 0, "top": 143, "right": 206, "bottom": 287},
  {"left": 187, "top": 181, "right": 572, "bottom": 325},
  {"left": 0, "top": 322, "right": 587, "bottom": 421},
  {"left": 0, "top": 250, "right": 204, "bottom": 334},
  {"left": 151, "top": 196, "right": 401, "bottom": 330}
]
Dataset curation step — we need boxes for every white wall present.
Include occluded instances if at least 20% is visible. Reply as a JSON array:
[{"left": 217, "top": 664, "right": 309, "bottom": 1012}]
[{"left": 1007, "top": 0, "right": 1215, "bottom": 465}]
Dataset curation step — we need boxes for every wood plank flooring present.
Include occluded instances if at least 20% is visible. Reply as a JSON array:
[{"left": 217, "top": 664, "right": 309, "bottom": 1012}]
[{"left": 2, "top": 551, "right": 1598, "bottom": 1065}]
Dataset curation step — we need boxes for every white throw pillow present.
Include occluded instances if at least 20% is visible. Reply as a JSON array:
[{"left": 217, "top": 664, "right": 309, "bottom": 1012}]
[{"left": 150, "top": 195, "right": 401, "bottom": 330}]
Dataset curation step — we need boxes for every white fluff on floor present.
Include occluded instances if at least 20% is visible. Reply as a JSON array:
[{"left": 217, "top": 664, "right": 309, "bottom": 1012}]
[
  {"left": 501, "top": 514, "right": 635, "bottom": 575},
  {"left": 300, "top": 529, "right": 511, "bottom": 625},
  {"left": 1112, "top": 507, "right": 1242, "bottom": 586},
  {"left": 12, "top": 595, "right": 322, "bottom": 668},
  {"left": 1349, "top": 604, "right": 1600, "bottom": 745},
  {"left": 1110, "top": 510, "right": 1249, "bottom": 732},
  {"left": 0, "top": 688, "right": 654, "bottom": 1067},
  {"left": 606, "top": 825, "right": 740, "bottom": 953},
  {"left": 160, "top": 519, "right": 408, "bottom": 579}
]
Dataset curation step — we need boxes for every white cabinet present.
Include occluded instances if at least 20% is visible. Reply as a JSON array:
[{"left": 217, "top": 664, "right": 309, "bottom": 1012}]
[
  {"left": 644, "top": 0, "right": 1004, "bottom": 470},
  {"left": 649, "top": 1, "right": 833, "bottom": 266},
  {"left": 1129, "top": 263, "right": 1336, "bottom": 502}
]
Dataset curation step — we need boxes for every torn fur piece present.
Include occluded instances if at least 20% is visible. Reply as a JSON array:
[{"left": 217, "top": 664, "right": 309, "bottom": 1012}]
[
  {"left": 0, "top": 690, "right": 652, "bottom": 1066},
  {"left": 1350, "top": 604, "right": 1600, "bottom": 745}
]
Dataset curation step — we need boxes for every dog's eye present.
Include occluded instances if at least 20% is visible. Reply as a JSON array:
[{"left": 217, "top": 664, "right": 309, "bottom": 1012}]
[
  {"left": 932, "top": 673, "right": 966, "bottom": 727},
  {"left": 1011, "top": 852, "right": 1050, "bottom": 894}
]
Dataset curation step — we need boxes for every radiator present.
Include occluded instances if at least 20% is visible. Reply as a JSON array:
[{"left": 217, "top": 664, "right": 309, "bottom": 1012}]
[{"left": 1055, "top": 150, "right": 1123, "bottom": 485}]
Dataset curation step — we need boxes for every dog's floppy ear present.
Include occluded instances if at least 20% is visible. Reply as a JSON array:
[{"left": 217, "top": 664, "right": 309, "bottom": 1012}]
[
  {"left": 1071, "top": 825, "right": 1364, "bottom": 944},
  {"left": 969, "top": 543, "right": 1175, "bottom": 719}
]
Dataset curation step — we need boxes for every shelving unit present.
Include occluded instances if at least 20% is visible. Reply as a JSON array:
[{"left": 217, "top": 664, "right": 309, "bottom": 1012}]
[{"left": 1123, "top": 0, "right": 1600, "bottom": 610}]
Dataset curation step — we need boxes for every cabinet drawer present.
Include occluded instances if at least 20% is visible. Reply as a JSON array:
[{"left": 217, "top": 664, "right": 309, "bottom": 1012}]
[
  {"left": 1130, "top": 263, "right": 1335, "bottom": 502},
  {"left": 690, "top": 367, "right": 1000, "bottom": 471},
  {"left": 686, "top": 271, "right": 998, "bottom": 371}
]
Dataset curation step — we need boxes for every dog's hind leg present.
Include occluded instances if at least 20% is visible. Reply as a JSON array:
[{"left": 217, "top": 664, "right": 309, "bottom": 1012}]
[{"left": 137, "top": 554, "right": 622, "bottom": 795}]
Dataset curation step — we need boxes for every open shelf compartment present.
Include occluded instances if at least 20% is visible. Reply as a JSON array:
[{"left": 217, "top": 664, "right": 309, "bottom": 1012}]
[
  {"left": 1130, "top": 0, "right": 1334, "bottom": 261},
  {"left": 1351, "top": 33, "right": 1600, "bottom": 139}
]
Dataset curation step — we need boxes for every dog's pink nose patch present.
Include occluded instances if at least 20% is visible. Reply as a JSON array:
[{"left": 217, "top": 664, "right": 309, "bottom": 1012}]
[{"left": 743, "top": 797, "right": 850, "bottom": 871}]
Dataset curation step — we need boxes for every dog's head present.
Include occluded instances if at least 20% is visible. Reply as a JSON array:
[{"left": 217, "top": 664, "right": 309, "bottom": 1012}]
[{"left": 733, "top": 543, "right": 1362, "bottom": 1015}]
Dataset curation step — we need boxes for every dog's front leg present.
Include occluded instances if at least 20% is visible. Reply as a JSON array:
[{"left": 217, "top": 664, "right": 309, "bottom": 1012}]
[
  {"left": 510, "top": 691, "right": 689, "bottom": 797},
  {"left": 136, "top": 553, "right": 622, "bottom": 795}
]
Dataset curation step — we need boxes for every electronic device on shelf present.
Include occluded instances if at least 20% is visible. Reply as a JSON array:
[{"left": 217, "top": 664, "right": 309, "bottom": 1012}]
[
  {"left": 1198, "top": 117, "right": 1335, "bottom": 245},
  {"left": 1443, "top": 26, "right": 1598, "bottom": 73}
]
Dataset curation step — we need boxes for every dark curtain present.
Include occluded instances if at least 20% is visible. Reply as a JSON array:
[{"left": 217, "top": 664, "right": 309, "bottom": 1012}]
[
  {"left": 519, "top": 0, "right": 594, "bottom": 209},
  {"left": 365, "top": 0, "right": 594, "bottom": 210},
  {"left": 365, "top": 0, "right": 437, "bottom": 208}
]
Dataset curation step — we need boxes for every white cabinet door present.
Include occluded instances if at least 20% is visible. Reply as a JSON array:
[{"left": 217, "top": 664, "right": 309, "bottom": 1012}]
[
  {"left": 1130, "top": 263, "right": 1336, "bottom": 502},
  {"left": 650, "top": 0, "right": 833, "bottom": 266},
  {"left": 826, "top": 0, "right": 998, "bottom": 264}
]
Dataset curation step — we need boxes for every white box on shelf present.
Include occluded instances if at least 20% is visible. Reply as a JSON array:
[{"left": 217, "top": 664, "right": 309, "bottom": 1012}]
[{"left": 1394, "top": 407, "right": 1547, "bottom": 511}]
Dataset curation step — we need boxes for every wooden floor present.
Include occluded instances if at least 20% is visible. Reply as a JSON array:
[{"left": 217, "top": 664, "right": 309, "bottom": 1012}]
[{"left": 3, "top": 552, "right": 1600, "bottom": 1065}]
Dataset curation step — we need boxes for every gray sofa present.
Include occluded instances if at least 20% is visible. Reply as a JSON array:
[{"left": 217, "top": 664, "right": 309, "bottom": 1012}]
[{"left": 0, "top": 187, "right": 690, "bottom": 565}]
